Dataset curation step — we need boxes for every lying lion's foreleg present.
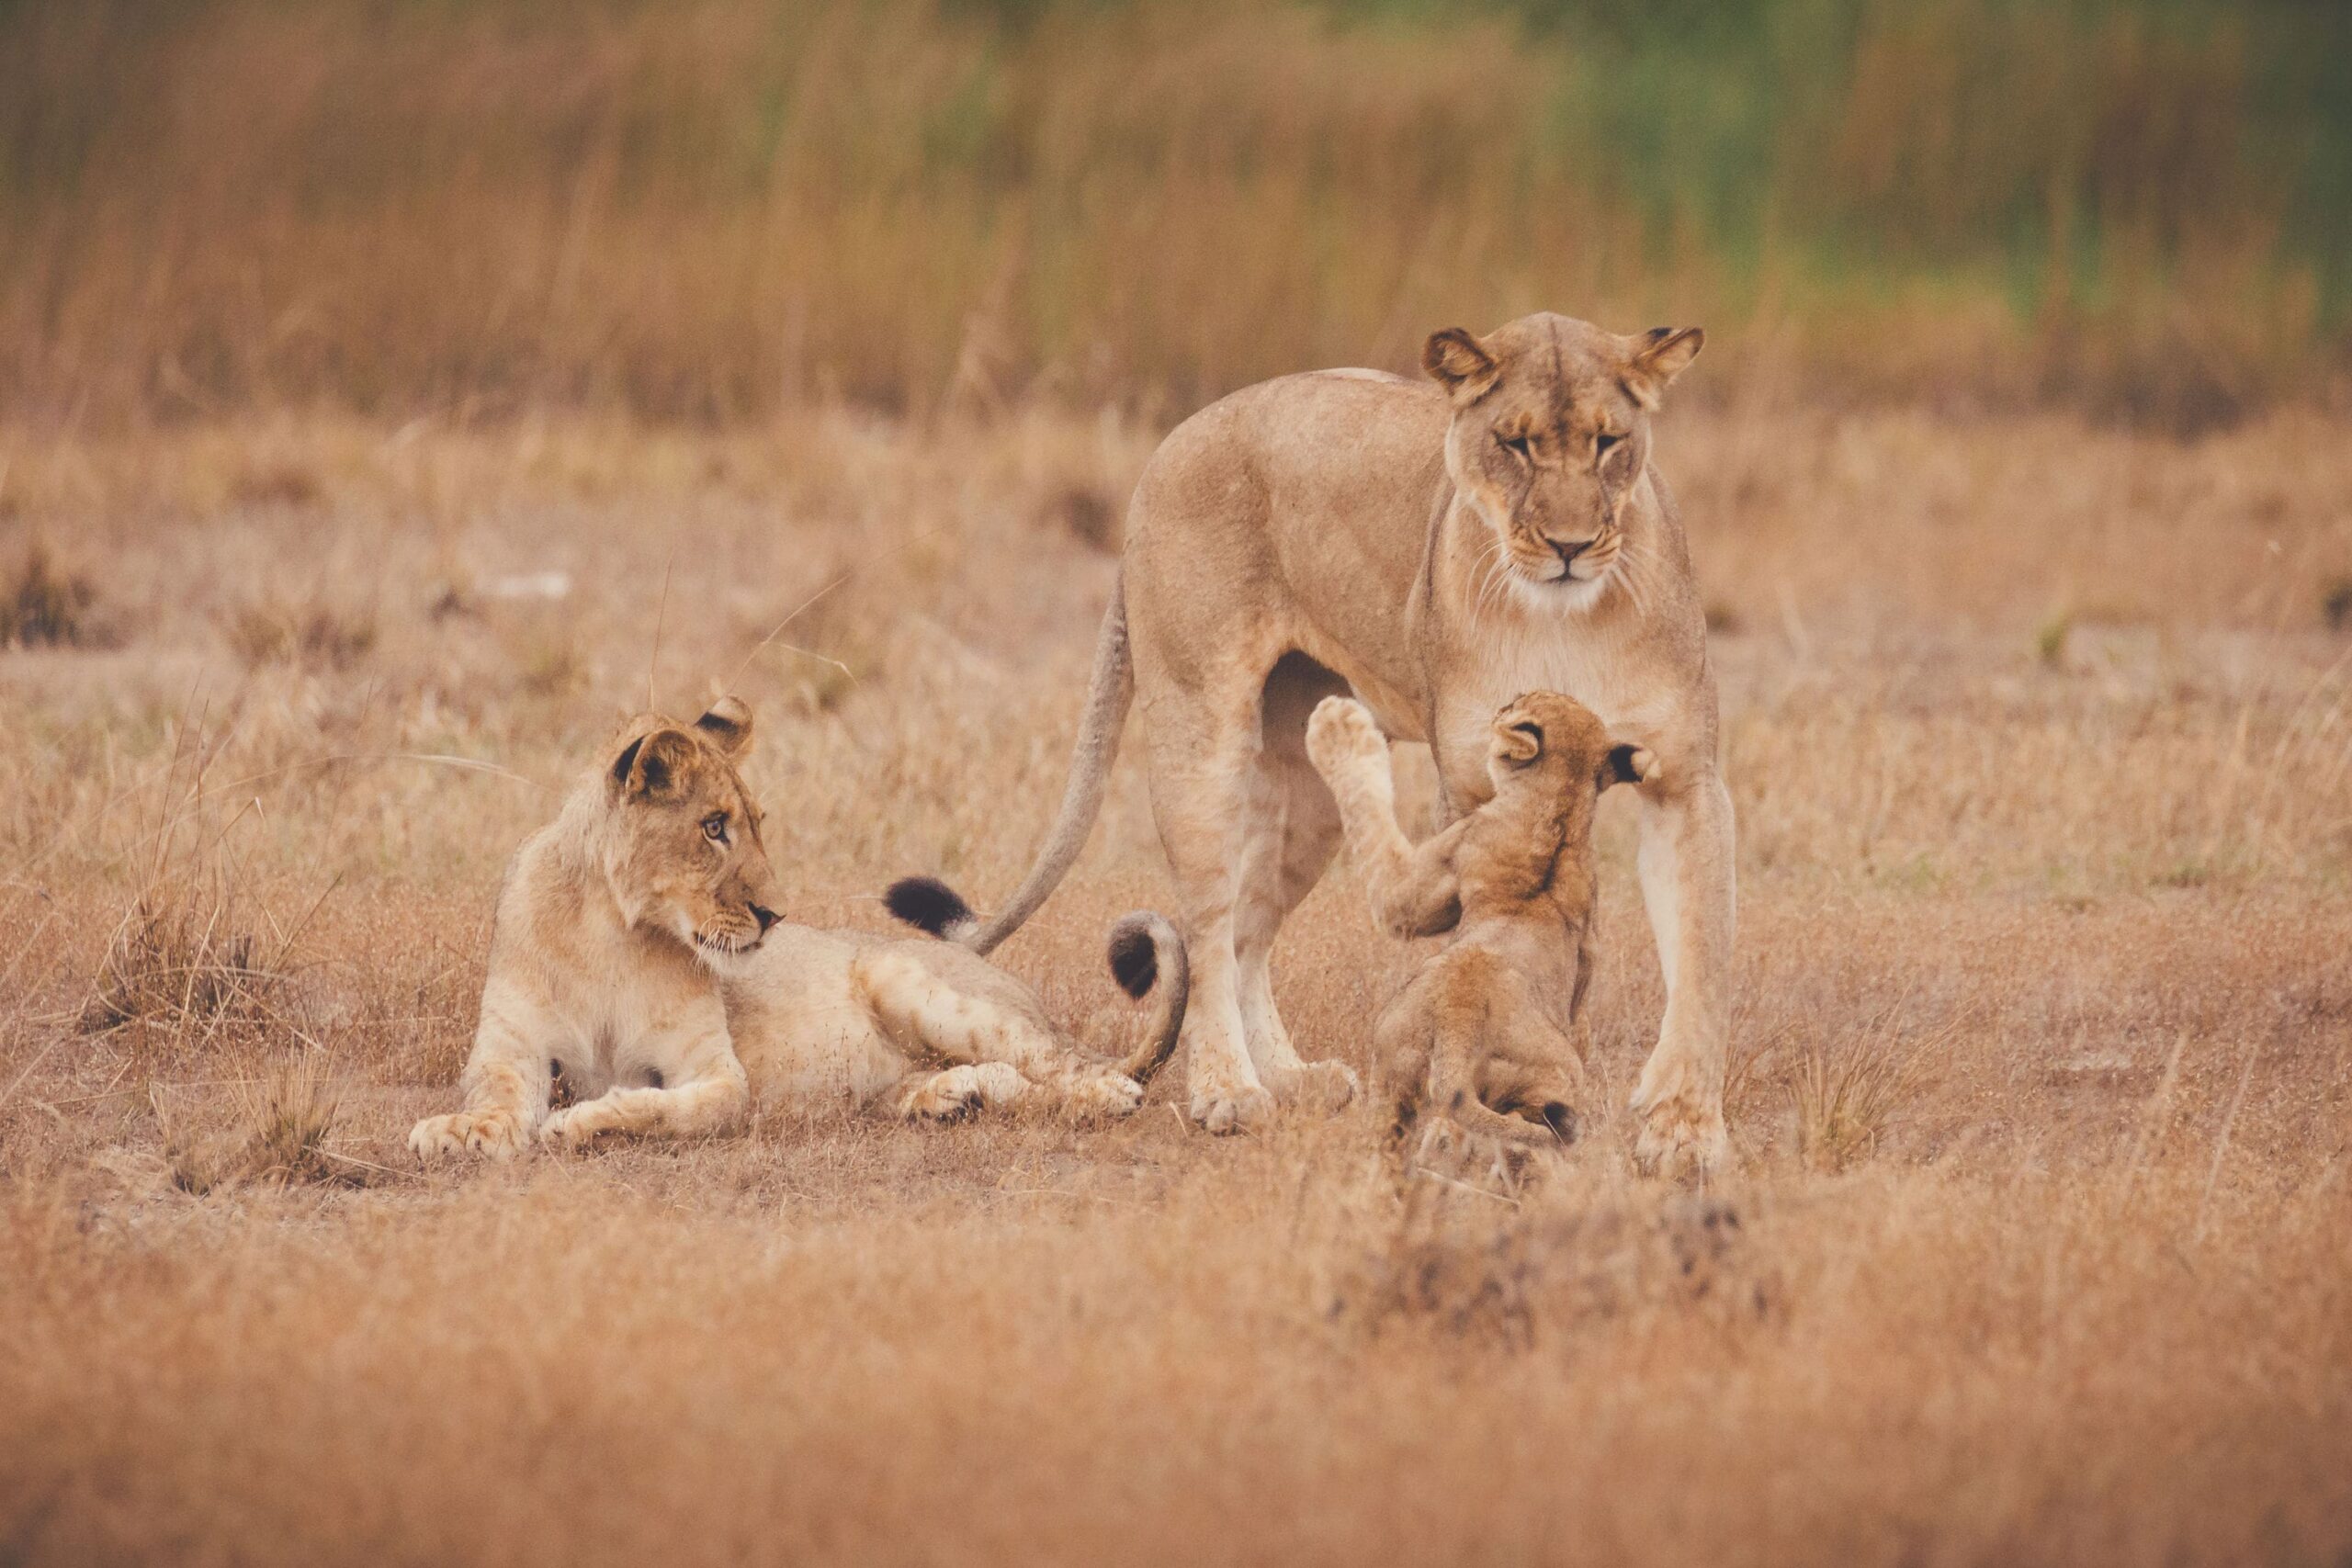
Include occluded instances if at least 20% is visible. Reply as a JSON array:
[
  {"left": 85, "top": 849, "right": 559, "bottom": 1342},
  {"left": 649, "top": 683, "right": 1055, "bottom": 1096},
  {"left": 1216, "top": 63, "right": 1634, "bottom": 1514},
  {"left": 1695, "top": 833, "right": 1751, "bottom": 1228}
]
[
  {"left": 852, "top": 949, "right": 1144, "bottom": 1120},
  {"left": 1305, "top": 696, "right": 1465, "bottom": 938},
  {"left": 409, "top": 978, "right": 559, "bottom": 1162},
  {"left": 538, "top": 1012, "right": 750, "bottom": 1152}
]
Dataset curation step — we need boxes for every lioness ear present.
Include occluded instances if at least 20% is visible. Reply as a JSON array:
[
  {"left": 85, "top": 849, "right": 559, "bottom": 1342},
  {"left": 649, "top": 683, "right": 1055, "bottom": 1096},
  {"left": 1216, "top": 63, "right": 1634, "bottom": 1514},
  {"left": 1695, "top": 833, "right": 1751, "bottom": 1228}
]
[
  {"left": 612, "top": 728, "right": 697, "bottom": 801},
  {"left": 1600, "top": 742, "right": 1654, "bottom": 790},
  {"left": 1498, "top": 721, "right": 1544, "bottom": 764},
  {"left": 1622, "top": 326, "right": 1704, "bottom": 411},
  {"left": 1422, "top": 327, "right": 1500, "bottom": 402},
  {"left": 695, "top": 695, "right": 753, "bottom": 757}
]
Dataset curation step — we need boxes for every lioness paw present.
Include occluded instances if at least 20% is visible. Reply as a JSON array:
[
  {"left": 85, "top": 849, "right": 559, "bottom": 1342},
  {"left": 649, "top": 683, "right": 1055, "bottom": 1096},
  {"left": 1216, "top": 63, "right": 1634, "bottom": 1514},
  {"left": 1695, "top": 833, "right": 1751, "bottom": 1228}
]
[
  {"left": 408, "top": 1108, "right": 532, "bottom": 1163},
  {"left": 1190, "top": 1080, "right": 1277, "bottom": 1135},
  {"left": 1305, "top": 696, "right": 1383, "bottom": 776},
  {"left": 1628, "top": 747, "right": 1661, "bottom": 784}
]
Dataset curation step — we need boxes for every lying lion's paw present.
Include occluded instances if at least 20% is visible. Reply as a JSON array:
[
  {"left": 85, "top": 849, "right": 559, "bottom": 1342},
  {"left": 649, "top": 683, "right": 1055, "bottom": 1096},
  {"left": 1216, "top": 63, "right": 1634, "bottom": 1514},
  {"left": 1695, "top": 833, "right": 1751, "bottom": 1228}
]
[
  {"left": 537, "top": 1104, "right": 611, "bottom": 1154},
  {"left": 1306, "top": 696, "right": 1383, "bottom": 775},
  {"left": 409, "top": 1109, "right": 532, "bottom": 1163},
  {"left": 1627, "top": 747, "right": 1662, "bottom": 784},
  {"left": 1069, "top": 1068, "right": 1146, "bottom": 1121}
]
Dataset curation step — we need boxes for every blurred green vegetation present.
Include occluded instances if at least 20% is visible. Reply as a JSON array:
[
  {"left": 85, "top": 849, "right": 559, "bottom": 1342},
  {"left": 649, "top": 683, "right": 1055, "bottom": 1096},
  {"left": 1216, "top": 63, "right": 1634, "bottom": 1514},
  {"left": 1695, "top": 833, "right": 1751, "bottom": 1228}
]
[{"left": 0, "top": 0, "right": 2344, "bottom": 426}]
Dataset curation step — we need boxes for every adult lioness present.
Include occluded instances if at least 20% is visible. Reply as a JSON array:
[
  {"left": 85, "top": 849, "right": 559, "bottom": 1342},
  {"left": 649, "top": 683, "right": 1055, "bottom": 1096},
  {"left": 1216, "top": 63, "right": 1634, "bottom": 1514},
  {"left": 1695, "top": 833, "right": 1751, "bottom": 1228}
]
[
  {"left": 408, "top": 698, "right": 1184, "bottom": 1160},
  {"left": 898, "top": 313, "right": 1731, "bottom": 1176}
]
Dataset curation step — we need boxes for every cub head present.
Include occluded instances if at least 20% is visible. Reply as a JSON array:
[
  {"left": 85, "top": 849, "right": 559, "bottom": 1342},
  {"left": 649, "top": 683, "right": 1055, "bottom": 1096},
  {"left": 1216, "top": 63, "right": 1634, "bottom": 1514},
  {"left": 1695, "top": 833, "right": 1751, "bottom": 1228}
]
[
  {"left": 1422, "top": 313, "right": 1702, "bottom": 604},
  {"left": 1487, "top": 690, "right": 1654, "bottom": 800},
  {"left": 600, "top": 695, "right": 781, "bottom": 968}
]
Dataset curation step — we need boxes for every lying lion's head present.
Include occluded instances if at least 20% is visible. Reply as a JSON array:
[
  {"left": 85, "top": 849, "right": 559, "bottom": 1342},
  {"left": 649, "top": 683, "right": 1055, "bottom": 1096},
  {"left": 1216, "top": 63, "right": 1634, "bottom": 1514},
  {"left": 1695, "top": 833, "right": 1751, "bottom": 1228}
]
[
  {"left": 1487, "top": 689, "right": 1653, "bottom": 800},
  {"left": 1423, "top": 312, "right": 1702, "bottom": 604},
  {"left": 599, "top": 696, "right": 781, "bottom": 968}
]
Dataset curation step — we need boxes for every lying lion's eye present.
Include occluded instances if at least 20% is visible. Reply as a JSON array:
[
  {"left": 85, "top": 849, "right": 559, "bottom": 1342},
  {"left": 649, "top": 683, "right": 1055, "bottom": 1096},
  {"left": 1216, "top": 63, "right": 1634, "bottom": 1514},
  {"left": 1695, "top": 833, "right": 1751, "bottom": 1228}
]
[
  {"left": 701, "top": 813, "right": 729, "bottom": 843},
  {"left": 1594, "top": 431, "right": 1625, "bottom": 461},
  {"left": 1498, "top": 433, "right": 1532, "bottom": 459}
]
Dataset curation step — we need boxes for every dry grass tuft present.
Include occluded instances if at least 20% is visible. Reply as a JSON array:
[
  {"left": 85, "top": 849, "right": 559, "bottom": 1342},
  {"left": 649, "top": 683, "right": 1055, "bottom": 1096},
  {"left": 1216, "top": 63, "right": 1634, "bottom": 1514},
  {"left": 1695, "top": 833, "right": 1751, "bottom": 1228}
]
[
  {"left": 1787, "top": 1003, "right": 1951, "bottom": 1173},
  {"left": 224, "top": 596, "right": 378, "bottom": 670},
  {"left": 1349, "top": 1186, "right": 1758, "bottom": 1348},
  {"left": 163, "top": 1050, "right": 349, "bottom": 1194},
  {"left": 0, "top": 537, "right": 97, "bottom": 649}
]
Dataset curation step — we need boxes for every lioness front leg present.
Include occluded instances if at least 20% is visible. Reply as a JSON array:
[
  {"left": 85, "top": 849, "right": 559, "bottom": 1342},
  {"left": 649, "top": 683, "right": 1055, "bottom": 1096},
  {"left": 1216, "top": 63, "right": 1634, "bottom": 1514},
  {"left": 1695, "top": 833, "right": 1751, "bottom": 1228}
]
[
  {"left": 409, "top": 981, "right": 557, "bottom": 1161},
  {"left": 851, "top": 949, "right": 1144, "bottom": 1121},
  {"left": 1305, "top": 696, "right": 1466, "bottom": 937},
  {"left": 1629, "top": 768, "right": 1736, "bottom": 1179}
]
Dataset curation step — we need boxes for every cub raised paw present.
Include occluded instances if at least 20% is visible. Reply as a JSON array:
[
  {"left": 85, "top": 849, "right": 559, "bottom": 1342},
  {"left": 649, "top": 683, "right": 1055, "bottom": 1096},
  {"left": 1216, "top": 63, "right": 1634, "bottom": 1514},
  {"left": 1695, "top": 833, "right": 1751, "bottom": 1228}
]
[
  {"left": 409, "top": 1108, "right": 534, "bottom": 1163},
  {"left": 1306, "top": 695, "right": 1386, "bottom": 776}
]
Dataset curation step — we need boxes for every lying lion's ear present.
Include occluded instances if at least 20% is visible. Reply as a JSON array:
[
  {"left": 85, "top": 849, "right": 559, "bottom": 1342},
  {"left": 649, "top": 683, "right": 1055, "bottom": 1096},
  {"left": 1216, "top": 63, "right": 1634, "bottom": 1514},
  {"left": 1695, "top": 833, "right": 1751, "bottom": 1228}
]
[
  {"left": 1423, "top": 327, "right": 1500, "bottom": 402},
  {"left": 1600, "top": 742, "right": 1653, "bottom": 790},
  {"left": 695, "top": 695, "right": 753, "bottom": 757},
  {"left": 612, "top": 728, "right": 697, "bottom": 801},
  {"left": 1621, "top": 326, "right": 1703, "bottom": 411}
]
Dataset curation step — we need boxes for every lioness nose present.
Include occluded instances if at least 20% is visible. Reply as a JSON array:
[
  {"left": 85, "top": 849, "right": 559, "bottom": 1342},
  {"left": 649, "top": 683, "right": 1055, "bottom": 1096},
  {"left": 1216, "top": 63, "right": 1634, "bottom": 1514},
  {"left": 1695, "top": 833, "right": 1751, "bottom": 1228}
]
[
  {"left": 751, "top": 904, "right": 778, "bottom": 933},
  {"left": 1550, "top": 537, "right": 1588, "bottom": 569}
]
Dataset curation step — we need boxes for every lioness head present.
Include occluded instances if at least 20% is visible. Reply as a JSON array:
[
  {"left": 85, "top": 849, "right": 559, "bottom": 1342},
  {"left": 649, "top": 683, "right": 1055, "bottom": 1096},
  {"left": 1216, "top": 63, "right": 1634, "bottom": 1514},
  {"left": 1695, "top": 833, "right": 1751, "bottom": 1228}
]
[
  {"left": 1487, "top": 690, "right": 1654, "bottom": 798},
  {"left": 600, "top": 696, "right": 781, "bottom": 967},
  {"left": 1423, "top": 313, "right": 1702, "bottom": 603}
]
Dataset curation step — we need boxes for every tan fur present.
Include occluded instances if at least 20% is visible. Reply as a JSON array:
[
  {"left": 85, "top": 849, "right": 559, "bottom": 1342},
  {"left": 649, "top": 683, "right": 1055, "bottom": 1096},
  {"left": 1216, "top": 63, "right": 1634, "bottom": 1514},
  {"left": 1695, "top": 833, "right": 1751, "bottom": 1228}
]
[
  {"left": 931, "top": 311, "right": 1734, "bottom": 1174},
  {"left": 1307, "top": 692, "right": 1652, "bottom": 1178},
  {"left": 408, "top": 702, "right": 1182, "bottom": 1160}
]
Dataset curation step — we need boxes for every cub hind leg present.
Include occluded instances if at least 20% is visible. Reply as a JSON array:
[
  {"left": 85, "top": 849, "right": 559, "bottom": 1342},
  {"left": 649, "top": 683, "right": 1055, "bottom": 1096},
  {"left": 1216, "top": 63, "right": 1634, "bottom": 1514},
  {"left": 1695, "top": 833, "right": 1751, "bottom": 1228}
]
[
  {"left": 851, "top": 947, "right": 1143, "bottom": 1121},
  {"left": 891, "top": 1063, "right": 1030, "bottom": 1122},
  {"left": 1407, "top": 961, "right": 1576, "bottom": 1181}
]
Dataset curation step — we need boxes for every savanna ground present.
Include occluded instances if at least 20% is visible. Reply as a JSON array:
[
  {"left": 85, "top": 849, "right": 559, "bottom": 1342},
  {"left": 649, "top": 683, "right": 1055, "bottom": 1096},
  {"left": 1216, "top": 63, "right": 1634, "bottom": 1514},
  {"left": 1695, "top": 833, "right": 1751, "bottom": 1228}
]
[{"left": 0, "top": 400, "right": 2347, "bottom": 1565}]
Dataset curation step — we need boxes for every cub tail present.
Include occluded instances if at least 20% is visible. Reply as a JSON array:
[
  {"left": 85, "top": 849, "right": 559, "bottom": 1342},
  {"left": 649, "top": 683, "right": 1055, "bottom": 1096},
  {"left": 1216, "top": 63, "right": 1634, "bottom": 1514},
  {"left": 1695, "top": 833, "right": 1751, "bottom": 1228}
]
[{"left": 1105, "top": 911, "right": 1187, "bottom": 1088}]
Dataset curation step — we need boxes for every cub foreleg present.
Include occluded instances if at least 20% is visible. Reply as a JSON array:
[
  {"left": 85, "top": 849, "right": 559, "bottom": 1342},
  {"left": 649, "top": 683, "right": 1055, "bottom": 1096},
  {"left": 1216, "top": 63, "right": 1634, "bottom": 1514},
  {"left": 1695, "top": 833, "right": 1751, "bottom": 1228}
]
[
  {"left": 409, "top": 978, "right": 558, "bottom": 1161},
  {"left": 1305, "top": 696, "right": 1466, "bottom": 939}
]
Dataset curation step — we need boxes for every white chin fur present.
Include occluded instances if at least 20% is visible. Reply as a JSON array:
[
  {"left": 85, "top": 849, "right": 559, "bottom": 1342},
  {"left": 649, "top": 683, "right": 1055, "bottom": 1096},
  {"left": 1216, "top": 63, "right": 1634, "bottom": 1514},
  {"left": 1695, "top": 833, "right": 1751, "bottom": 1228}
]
[{"left": 1509, "top": 566, "right": 1612, "bottom": 615}]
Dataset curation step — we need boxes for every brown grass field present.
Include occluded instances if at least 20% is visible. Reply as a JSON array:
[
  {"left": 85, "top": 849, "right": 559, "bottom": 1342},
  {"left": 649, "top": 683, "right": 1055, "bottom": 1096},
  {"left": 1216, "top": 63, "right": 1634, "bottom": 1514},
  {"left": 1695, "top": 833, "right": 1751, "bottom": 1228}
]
[{"left": 0, "top": 400, "right": 2346, "bottom": 1564}]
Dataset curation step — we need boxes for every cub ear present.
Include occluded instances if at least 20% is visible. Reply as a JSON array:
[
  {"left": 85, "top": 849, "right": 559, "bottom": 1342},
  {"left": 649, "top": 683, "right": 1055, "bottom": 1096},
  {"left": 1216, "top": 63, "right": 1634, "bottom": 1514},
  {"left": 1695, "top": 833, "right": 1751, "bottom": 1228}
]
[
  {"left": 1498, "top": 720, "right": 1544, "bottom": 764},
  {"left": 1422, "top": 327, "right": 1500, "bottom": 402},
  {"left": 1600, "top": 742, "right": 1656, "bottom": 790},
  {"left": 695, "top": 695, "right": 753, "bottom": 757},
  {"left": 1622, "top": 326, "right": 1704, "bottom": 411},
  {"left": 611, "top": 728, "right": 698, "bottom": 801}
]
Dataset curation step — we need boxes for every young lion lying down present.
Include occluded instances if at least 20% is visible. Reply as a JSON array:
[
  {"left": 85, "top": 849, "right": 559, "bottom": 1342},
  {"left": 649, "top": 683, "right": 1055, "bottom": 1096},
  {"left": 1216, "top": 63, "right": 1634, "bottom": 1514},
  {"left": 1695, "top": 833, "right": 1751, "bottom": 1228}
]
[
  {"left": 1305, "top": 690, "right": 1652, "bottom": 1169},
  {"left": 409, "top": 697, "right": 1185, "bottom": 1160}
]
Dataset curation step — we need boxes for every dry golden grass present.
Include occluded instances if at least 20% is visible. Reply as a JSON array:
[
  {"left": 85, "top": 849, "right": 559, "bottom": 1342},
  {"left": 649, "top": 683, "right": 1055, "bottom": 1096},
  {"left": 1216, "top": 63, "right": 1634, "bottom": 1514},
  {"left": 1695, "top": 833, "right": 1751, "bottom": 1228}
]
[
  {"left": 0, "top": 404, "right": 2348, "bottom": 1563},
  {"left": 3, "top": 0, "right": 2345, "bottom": 427}
]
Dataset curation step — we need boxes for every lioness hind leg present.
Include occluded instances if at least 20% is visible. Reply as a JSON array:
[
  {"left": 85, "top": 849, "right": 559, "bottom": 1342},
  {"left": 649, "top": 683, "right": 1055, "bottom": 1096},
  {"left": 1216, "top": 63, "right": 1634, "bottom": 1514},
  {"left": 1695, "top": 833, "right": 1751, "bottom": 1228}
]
[
  {"left": 852, "top": 949, "right": 1143, "bottom": 1121},
  {"left": 1231, "top": 653, "right": 1359, "bottom": 1113}
]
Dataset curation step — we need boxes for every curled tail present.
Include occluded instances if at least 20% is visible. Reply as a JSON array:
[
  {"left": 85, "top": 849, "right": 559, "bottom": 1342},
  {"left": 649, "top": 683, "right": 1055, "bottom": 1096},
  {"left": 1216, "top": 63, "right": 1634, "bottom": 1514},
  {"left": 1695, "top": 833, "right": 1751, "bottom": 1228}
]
[
  {"left": 1104, "top": 910, "right": 1187, "bottom": 1087},
  {"left": 885, "top": 573, "right": 1133, "bottom": 954}
]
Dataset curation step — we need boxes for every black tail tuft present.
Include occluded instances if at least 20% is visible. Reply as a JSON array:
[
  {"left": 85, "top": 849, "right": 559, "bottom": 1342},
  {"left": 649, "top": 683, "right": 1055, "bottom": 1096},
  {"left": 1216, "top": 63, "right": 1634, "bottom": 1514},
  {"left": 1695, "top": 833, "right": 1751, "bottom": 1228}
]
[
  {"left": 1107, "top": 923, "right": 1158, "bottom": 998},
  {"left": 886, "top": 875, "right": 973, "bottom": 938}
]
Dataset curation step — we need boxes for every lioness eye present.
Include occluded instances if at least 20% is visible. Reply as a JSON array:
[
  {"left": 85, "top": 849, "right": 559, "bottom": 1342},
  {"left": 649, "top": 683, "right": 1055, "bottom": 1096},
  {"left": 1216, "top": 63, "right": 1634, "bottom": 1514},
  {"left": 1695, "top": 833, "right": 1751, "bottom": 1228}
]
[
  {"left": 1498, "top": 433, "right": 1532, "bottom": 459},
  {"left": 702, "top": 813, "right": 728, "bottom": 843},
  {"left": 1595, "top": 432, "right": 1624, "bottom": 460}
]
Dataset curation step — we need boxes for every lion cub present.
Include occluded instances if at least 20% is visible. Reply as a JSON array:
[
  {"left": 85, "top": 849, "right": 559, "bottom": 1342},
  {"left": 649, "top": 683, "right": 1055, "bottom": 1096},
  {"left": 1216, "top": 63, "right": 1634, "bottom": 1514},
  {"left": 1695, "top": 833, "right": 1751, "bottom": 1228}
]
[
  {"left": 408, "top": 697, "right": 1185, "bottom": 1161},
  {"left": 1306, "top": 691, "right": 1652, "bottom": 1168}
]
